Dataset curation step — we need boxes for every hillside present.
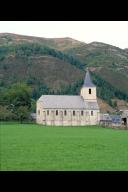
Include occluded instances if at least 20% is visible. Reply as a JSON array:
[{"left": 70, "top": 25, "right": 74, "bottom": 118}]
[
  {"left": 63, "top": 41, "right": 128, "bottom": 105},
  {"left": 0, "top": 33, "right": 84, "bottom": 50},
  {"left": 0, "top": 53, "right": 84, "bottom": 90},
  {"left": 0, "top": 33, "right": 128, "bottom": 112},
  {"left": 64, "top": 42, "right": 128, "bottom": 76},
  {"left": 95, "top": 67, "right": 128, "bottom": 93},
  {"left": 124, "top": 48, "right": 128, "bottom": 54}
]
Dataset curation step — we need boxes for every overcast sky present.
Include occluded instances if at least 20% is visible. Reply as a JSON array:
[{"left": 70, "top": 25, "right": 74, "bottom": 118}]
[{"left": 0, "top": 21, "right": 128, "bottom": 49}]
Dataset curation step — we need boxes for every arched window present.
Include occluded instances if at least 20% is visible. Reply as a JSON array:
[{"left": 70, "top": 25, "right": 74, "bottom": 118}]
[
  {"left": 81, "top": 111, "right": 84, "bottom": 116},
  {"left": 89, "top": 88, "right": 91, "bottom": 94},
  {"left": 73, "top": 111, "right": 75, "bottom": 116},
  {"left": 38, "top": 110, "right": 40, "bottom": 115},
  {"left": 64, "top": 110, "right": 67, "bottom": 116},
  {"left": 56, "top": 110, "right": 58, "bottom": 116},
  {"left": 47, "top": 110, "right": 49, "bottom": 115},
  {"left": 91, "top": 111, "right": 93, "bottom": 116}
]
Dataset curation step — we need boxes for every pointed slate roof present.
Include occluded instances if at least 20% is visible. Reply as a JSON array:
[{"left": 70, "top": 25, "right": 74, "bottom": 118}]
[{"left": 83, "top": 69, "right": 95, "bottom": 87}]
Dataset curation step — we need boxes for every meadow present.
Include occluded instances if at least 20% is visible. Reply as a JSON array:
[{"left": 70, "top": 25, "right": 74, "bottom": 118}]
[{"left": 0, "top": 123, "right": 128, "bottom": 171}]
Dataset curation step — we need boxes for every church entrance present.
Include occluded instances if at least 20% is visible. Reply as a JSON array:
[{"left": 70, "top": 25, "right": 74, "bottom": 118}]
[{"left": 122, "top": 118, "right": 127, "bottom": 126}]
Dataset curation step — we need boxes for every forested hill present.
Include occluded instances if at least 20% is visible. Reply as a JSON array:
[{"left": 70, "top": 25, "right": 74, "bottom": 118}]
[{"left": 0, "top": 33, "right": 128, "bottom": 112}]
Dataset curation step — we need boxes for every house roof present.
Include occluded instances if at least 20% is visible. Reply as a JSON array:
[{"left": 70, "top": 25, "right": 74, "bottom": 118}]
[
  {"left": 83, "top": 69, "right": 95, "bottom": 87},
  {"left": 100, "top": 114, "right": 112, "bottom": 121},
  {"left": 37, "top": 95, "right": 99, "bottom": 109},
  {"left": 100, "top": 114, "right": 122, "bottom": 123},
  {"left": 110, "top": 115, "right": 121, "bottom": 123}
]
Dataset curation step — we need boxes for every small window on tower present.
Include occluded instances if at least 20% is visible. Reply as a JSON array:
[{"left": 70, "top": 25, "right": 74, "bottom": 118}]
[
  {"left": 73, "top": 111, "right": 75, "bottom": 116},
  {"left": 38, "top": 110, "right": 40, "bottom": 115},
  {"left": 91, "top": 111, "right": 93, "bottom": 116},
  {"left": 81, "top": 111, "right": 84, "bottom": 116},
  {"left": 89, "top": 88, "right": 91, "bottom": 94},
  {"left": 64, "top": 110, "right": 67, "bottom": 116}
]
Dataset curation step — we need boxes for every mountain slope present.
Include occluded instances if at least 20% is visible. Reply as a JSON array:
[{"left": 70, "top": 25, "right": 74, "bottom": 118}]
[
  {"left": 124, "top": 48, "right": 128, "bottom": 53},
  {"left": 0, "top": 47, "right": 84, "bottom": 90},
  {"left": 0, "top": 33, "right": 128, "bottom": 112},
  {"left": 64, "top": 41, "right": 128, "bottom": 71},
  {"left": 95, "top": 67, "right": 128, "bottom": 93},
  {"left": 64, "top": 41, "right": 128, "bottom": 96},
  {"left": 0, "top": 33, "right": 84, "bottom": 50}
]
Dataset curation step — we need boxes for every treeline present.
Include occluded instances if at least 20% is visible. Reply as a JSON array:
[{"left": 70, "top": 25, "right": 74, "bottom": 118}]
[
  {"left": 1, "top": 73, "right": 128, "bottom": 122},
  {"left": 27, "top": 78, "right": 83, "bottom": 100},
  {"left": 0, "top": 43, "right": 85, "bottom": 69},
  {"left": 26, "top": 71, "right": 128, "bottom": 109},
  {"left": 52, "top": 72, "right": 128, "bottom": 108},
  {"left": 54, "top": 79, "right": 83, "bottom": 95}
]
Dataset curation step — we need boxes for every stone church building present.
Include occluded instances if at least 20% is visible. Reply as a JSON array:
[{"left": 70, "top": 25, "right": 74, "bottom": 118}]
[{"left": 36, "top": 69, "right": 100, "bottom": 125}]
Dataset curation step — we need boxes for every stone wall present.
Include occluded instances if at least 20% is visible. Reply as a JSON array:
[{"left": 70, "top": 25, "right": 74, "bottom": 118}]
[
  {"left": 80, "top": 87, "right": 96, "bottom": 101},
  {"left": 36, "top": 102, "right": 100, "bottom": 126}
]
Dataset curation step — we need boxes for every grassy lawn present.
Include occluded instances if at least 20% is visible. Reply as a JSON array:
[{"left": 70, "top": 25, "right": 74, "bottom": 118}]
[{"left": 0, "top": 123, "right": 128, "bottom": 171}]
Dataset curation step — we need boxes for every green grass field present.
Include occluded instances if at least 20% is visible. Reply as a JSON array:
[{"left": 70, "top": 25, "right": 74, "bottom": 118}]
[{"left": 0, "top": 123, "right": 128, "bottom": 171}]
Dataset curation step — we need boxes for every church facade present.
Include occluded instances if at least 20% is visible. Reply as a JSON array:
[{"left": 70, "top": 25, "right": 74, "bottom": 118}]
[{"left": 36, "top": 70, "right": 100, "bottom": 126}]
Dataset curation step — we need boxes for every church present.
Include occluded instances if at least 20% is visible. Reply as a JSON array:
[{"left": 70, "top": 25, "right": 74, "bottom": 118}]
[{"left": 36, "top": 69, "right": 100, "bottom": 126}]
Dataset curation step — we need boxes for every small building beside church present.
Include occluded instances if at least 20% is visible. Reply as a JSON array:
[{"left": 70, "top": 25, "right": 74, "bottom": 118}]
[
  {"left": 36, "top": 69, "right": 100, "bottom": 126},
  {"left": 120, "top": 110, "right": 128, "bottom": 128}
]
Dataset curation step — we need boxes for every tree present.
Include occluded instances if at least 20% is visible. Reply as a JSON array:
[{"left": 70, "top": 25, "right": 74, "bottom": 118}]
[
  {"left": 0, "top": 105, "right": 15, "bottom": 121},
  {"left": 30, "top": 99, "right": 36, "bottom": 113},
  {"left": 1, "top": 82, "right": 32, "bottom": 122},
  {"left": 112, "top": 100, "right": 117, "bottom": 108},
  {"left": 7, "top": 82, "right": 32, "bottom": 110},
  {"left": 16, "top": 106, "right": 30, "bottom": 123}
]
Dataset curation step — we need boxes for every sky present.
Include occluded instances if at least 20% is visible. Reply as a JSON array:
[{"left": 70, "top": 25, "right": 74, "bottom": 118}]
[{"left": 0, "top": 21, "right": 128, "bottom": 49}]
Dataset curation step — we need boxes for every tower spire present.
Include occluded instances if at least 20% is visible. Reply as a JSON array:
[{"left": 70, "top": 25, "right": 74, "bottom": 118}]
[
  {"left": 80, "top": 68, "right": 97, "bottom": 100},
  {"left": 83, "top": 68, "right": 95, "bottom": 87}
]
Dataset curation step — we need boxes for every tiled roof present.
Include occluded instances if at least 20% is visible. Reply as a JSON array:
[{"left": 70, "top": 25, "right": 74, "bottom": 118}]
[{"left": 38, "top": 95, "right": 99, "bottom": 109}]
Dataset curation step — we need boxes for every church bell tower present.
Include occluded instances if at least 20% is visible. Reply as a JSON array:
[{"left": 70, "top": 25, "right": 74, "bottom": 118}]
[{"left": 80, "top": 69, "right": 97, "bottom": 101}]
